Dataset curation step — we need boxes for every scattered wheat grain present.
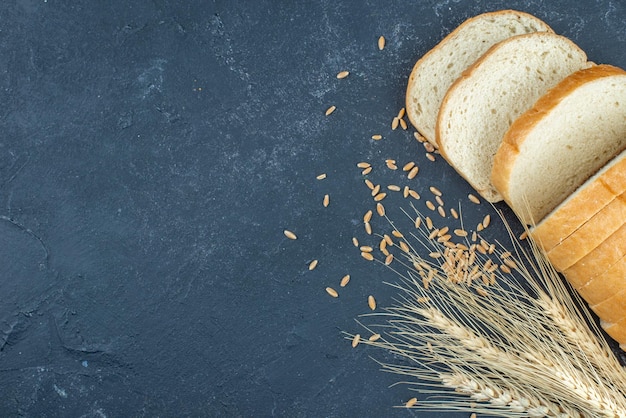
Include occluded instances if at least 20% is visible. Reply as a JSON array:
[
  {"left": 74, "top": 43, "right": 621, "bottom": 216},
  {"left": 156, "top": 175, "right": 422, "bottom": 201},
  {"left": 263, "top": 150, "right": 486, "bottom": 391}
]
[
  {"left": 409, "top": 189, "right": 420, "bottom": 200},
  {"left": 368, "top": 333, "right": 381, "bottom": 342},
  {"left": 374, "top": 192, "right": 387, "bottom": 201},
  {"left": 397, "top": 107, "right": 406, "bottom": 119},
  {"left": 336, "top": 70, "right": 349, "bottom": 79},
  {"left": 323, "top": 194, "right": 330, "bottom": 207},
  {"left": 392, "top": 230, "right": 403, "bottom": 238},
  {"left": 408, "top": 166, "right": 419, "bottom": 179},
  {"left": 403, "top": 186, "right": 410, "bottom": 198},
  {"left": 364, "top": 222, "right": 372, "bottom": 235},
  {"left": 368, "top": 295, "right": 377, "bottom": 310},
  {"left": 352, "top": 237, "right": 359, "bottom": 247},
  {"left": 362, "top": 166, "right": 372, "bottom": 175},
  {"left": 371, "top": 184, "right": 381, "bottom": 196},
  {"left": 361, "top": 251, "right": 374, "bottom": 261},
  {"left": 284, "top": 230, "right": 297, "bottom": 240},
  {"left": 357, "top": 162, "right": 371, "bottom": 169},
  {"left": 437, "top": 206, "right": 446, "bottom": 218},
  {"left": 426, "top": 200, "right": 435, "bottom": 211},
  {"left": 400, "top": 118, "right": 407, "bottom": 130},
  {"left": 316, "top": 173, "right": 326, "bottom": 180},
  {"left": 392, "top": 117, "right": 399, "bottom": 130},
  {"left": 482, "top": 214, "right": 491, "bottom": 228},
  {"left": 378, "top": 35, "right": 385, "bottom": 50},
  {"left": 351, "top": 333, "right": 360, "bottom": 348},
  {"left": 360, "top": 246, "right": 374, "bottom": 253},
  {"left": 450, "top": 208, "right": 459, "bottom": 219},
  {"left": 363, "top": 210, "right": 373, "bottom": 223},
  {"left": 385, "top": 159, "right": 398, "bottom": 170},
  {"left": 371, "top": 134, "right": 382, "bottom": 140},
  {"left": 384, "top": 234, "right": 393, "bottom": 246},
  {"left": 400, "top": 241, "right": 410, "bottom": 253},
  {"left": 309, "top": 260, "right": 318, "bottom": 270},
  {"left": 468, "top": 194, "right": 480, "bottom": 204},
  {"left": 385, "top": 254, "right": 393, "bottom": 265},
  {"left": 414, "top": 217, "right": 421, "bottom": 228},
  {"left": 402, "top": 162, "right": 415, "bottom": 171},
  {"left": 426, "top": 153, "right": 435, "bottom": 162},
  {"left": 435, "top": 196, "right": 444, "bottom": 206},
  {"left": 429, "top": 186, "right": 442, "bottom": 196},
  {"left": 376, "top": 203, "right": 385, "bottom": 216},
  {"left": 340, "top": 274, "right": 350, "bottom": 287},
  {"left": 454, "top": 229, "right": 468, "bottom": 237},
  {"left": 326, "top": 287, "right": 338, "bottom": 298},
  {"left": 364, "top": 179, "right": 375, "bottom": 190},
  {"left": 426, "top": 217, "right": 433, "bottom": 229},
  {"left": 423, "top": 142, "right": 435, "bottom": 153},
  {"left": 387, "top": 184, "right": 401, "bottom": 192},
  {"left": 325, "top": 105, "right": 336, "bottom": 116}
]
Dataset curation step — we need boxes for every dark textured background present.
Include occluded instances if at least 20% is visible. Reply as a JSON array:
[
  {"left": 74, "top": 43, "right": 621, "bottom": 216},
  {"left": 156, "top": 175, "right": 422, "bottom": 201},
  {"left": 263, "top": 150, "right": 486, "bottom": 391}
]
[{"left": 0, "top": 1, "right": 625, "bottom": 417}]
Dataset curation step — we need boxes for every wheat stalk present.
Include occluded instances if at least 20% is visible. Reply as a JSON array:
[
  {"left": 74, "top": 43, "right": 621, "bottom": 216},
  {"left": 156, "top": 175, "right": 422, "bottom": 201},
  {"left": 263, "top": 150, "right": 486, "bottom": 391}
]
[{"left": 350, "top": 206, "right": 626, "bottom": 416}]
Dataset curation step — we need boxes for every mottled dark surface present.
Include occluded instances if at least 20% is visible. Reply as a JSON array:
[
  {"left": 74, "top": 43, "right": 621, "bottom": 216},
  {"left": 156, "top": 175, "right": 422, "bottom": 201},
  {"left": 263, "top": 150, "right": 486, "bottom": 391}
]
[{"left": 0, "top": 1, "right": 625, "bottom": 417}]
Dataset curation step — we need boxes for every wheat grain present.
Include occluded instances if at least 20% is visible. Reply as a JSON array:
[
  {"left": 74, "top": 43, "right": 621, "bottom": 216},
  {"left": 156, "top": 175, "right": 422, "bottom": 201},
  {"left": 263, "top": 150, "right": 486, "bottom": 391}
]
[
  {"left": 316, "top": 173, "right": 327, "bottom": 180},
  {"left": 336, "top": 70, "right": 349, "bottom": 79},
  {"left": 284, "top": 230, "right": 297, "bottom": 240},
  {"left": 325, "top": 105, "right": 336, "bottom": 116},
  {"left": 372, "top": 134, "right": 382, "bottom": 140},
  {"left": 378, "top": 35, "right": 385, "bottom": 50},
  {"left": 325, "top": 287, "right": 338, "bottom": 298}
]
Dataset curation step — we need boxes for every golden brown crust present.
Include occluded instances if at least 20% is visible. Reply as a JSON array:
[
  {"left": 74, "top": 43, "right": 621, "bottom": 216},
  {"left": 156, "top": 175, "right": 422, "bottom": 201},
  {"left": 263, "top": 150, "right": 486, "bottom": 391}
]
[
  {"left": 545, "top": 194, "right": 626, "bottom": 271},
  {"left": 530, "top": 151, "right": 626, "bottom": 252},
  {"left": 562, "top": 222, "right": 626, "bottom": 288},
  {"left": 491, "top": 64, "right": 626, "bottom": 210},
  {"left": 591, "top": 288, "right": 626, "bottom": 323},
  {"left": 406, "top": 10, "right": 553, "bottom": 145},
  {"left": 577, "top": 254, "right": 626, "bottom": 305}
]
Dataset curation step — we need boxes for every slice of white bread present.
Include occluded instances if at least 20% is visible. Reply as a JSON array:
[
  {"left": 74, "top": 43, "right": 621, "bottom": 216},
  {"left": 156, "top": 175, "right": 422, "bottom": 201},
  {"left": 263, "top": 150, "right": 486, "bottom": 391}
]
[
  {"left": 437, "top": 32, "right": 588, "bottom": 202},
  {"left": 591, "top": 288, "right": 626, "bottom": 324},
  {"left": 562, "top": 222, "right": 626, "bottom": 288},
  {"left": 602, "top": 319, "right": 626, "bottom": 349},
  {"left": 530, "top": 149, "right": 626, "bottom": 253},
  {"left": 544, "top": 193, "right": 626, "bottom": 271},
  {"left": 405, "top": 10, "right": 553, "bottom": 146},
  {"left": 492, "top": 64, "right": 626, "bottom": 224},
  {"left": 577, "top": 254, "right": 626, "bottom": 304}
]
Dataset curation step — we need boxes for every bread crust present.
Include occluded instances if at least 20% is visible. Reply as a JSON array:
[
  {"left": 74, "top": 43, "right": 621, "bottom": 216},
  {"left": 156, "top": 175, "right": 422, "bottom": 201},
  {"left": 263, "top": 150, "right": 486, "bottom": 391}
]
[
  {"left": 406, "top": 10, "right": 552, "bottom": 146},
  {"left": 591, "top": 288, "right": 626, "bottom": 323},
  {"left": 530, "top": 150, "right": 626, "bottom": 252},
  {"left": 562, "top": 222, "right": 626, "bottom": 288},
  {"left": 545, "top": 194, "right": 626, "bottom": 271},
  {"left": 491, "top": 64, "right": 626, "bottom": 222},
  {"left": 577, "top": 254, "right": 626, "bottom": 304}
]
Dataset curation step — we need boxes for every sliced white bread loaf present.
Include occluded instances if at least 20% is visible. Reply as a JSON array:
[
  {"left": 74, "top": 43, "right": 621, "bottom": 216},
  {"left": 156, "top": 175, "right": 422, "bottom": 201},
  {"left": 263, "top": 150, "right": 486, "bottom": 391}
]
[
  {"left": 492, "top": 64, "right": 626, "bottom": 224},
  {"left": 545, "top": 193, "right": 626, "bottom": 272},
  {"left": 562, "top": 222, "right": 626, "bottom": 288},
  {"left": 405, "top": 10, "right": 552, "bottom": 146},
  {"left": 602, "top": 318, "right": 626, "bottom": 349},
  {"left": 577, "top": 254, "right": 626, "bottom": 304},
  {"left": 591, "top": 288, "right": 626, "bottom": 324},
  {"left": 530, "top": 149, "right": 626, "bottom": 253},
  {"left": 437, "top": 32, "right": 588, "bottom": 202}
]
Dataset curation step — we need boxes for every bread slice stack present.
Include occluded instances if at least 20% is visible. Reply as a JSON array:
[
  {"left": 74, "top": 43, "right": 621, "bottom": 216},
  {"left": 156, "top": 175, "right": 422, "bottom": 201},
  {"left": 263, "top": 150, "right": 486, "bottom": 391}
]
[
  {"left": 405, "top": 10, "right": 552, "bottom": 148},
  {"left": 437, "top": 32, "right": 588, "bottom": 201},
  {"left": 406, "top": 10, "right": 626, "bottom": 350}
]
